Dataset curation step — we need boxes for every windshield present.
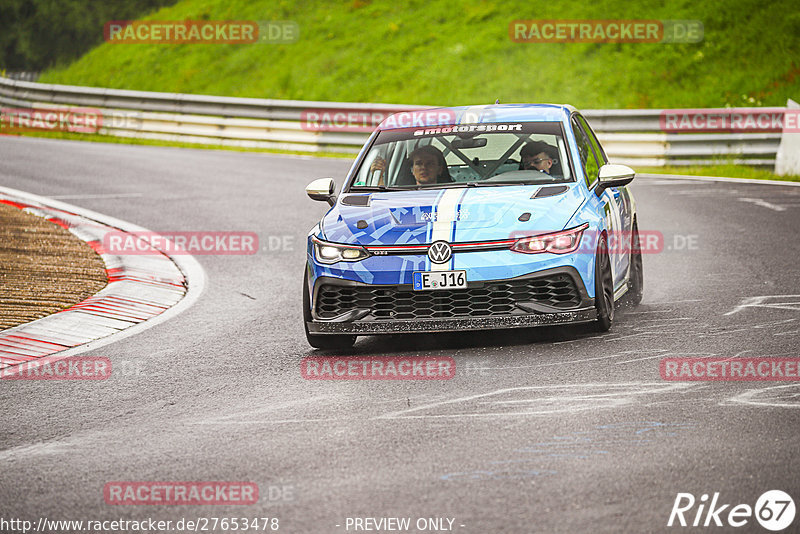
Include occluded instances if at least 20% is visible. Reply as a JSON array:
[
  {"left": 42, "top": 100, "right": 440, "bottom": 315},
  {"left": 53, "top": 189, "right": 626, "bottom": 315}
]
[{"left": 349, "top": 121, "right": 572, "bottom": 190}]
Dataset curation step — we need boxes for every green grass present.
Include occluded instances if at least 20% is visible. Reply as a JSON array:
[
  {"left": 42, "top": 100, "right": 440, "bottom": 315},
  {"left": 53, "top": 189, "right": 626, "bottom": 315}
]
[
  {"left": 0, "top": 130, "right": 353, "bottom": 158},
  {"left": 39, "top": 0, "right": 800, "bottom": 109},
  {"left": 638, "top": 164, "right": 800, "bottom": 182}
]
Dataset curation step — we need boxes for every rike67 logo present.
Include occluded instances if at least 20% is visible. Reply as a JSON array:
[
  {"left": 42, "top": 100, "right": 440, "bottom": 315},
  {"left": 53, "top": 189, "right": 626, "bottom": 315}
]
[{"left": 668, "top": 490, "right": 795, "bottom": 531}]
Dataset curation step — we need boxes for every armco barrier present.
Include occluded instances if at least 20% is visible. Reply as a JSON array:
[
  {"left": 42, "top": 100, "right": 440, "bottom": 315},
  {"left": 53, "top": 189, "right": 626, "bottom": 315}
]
[{"left": 0, "top": 76, "right": 787, "bottom": 167}]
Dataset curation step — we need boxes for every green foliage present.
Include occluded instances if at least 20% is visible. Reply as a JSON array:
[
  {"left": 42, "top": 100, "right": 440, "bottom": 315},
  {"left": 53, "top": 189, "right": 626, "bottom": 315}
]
[
  {"left": 3, "top": 130, "right": 353, "bottom": 159},
  {"left": 0, "top": 0, "right": 178, "bottom": 70},
  {"left": 639, "top": 165, "right": 800, "bottom": 182},
  {"left": 27, "top": 0, "right": 800, "bottom": 108}
]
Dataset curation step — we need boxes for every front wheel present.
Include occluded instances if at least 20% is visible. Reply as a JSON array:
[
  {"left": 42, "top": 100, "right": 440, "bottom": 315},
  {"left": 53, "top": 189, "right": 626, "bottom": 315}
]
[
  {"left": 624, "top": 222, "right": 644, "bottom": 307},
  {"left": 594, "top": 234, "right": 615, "bottom": 332},
  {"left": 303, "top": 269, "right": 356, "bottom": 350}
]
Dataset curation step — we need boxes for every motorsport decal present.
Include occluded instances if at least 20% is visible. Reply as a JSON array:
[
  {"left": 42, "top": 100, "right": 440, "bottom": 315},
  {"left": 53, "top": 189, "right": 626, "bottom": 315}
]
[
  {"left": 371, "top": 120, "right": 566, "bottom": 144},
  {"left": 412, "top": 123, "right": 524, "bottom": 137}
]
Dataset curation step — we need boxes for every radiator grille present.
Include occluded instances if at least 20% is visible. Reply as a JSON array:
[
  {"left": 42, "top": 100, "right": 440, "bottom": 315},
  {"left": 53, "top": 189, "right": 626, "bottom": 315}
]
[{"left": 316, "top": 274, "right": 582, "bottom": 320}]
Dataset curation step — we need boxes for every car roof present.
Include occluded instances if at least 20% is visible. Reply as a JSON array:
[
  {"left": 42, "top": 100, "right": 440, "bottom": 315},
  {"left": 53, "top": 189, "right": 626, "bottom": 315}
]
[{"left": 376, "top": 103, "right": 577, "bottom": 130}]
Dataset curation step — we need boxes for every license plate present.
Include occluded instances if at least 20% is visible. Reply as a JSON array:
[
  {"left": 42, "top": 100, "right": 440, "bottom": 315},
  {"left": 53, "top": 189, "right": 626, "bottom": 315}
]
[{"left": 412, "top": 270, "right": 467, "bottom": 291}]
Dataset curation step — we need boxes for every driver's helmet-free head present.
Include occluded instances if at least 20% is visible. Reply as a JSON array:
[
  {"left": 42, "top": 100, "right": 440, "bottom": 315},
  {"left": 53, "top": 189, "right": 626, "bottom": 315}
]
[
  {"left": 519, "top": 141, "right": 558, "bottom": 170},
  {"left": 397, "top": 145, "right": 453, "bottom": 185}
]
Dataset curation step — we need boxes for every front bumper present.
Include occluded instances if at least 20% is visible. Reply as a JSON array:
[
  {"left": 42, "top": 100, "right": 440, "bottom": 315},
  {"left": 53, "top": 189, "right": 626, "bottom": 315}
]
[{"left": 307, "top": 266, "right": 596, "bottom": 335}]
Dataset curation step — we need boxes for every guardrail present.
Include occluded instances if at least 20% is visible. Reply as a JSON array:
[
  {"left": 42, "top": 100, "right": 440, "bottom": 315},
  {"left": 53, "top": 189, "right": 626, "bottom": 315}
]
[{"left": 0, "top": 76, "right": 787, "bottom": 168}]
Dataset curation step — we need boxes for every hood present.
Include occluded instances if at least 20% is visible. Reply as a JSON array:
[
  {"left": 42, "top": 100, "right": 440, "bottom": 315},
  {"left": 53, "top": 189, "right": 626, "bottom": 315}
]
[{"left": 321, "top": 185, "right": 586, "bottom": 246}]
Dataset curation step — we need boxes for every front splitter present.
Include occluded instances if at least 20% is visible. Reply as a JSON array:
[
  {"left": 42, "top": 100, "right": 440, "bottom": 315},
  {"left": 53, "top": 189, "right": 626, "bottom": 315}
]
[{"left": 307, "top": 308, "right": 597, "bottom": 334}]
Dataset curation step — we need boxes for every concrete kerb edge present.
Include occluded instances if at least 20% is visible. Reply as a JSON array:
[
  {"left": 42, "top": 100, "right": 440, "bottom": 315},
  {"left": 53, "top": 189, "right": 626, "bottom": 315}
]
[{"left": 0, "top": 185, "right": 206, "bottom": 370}]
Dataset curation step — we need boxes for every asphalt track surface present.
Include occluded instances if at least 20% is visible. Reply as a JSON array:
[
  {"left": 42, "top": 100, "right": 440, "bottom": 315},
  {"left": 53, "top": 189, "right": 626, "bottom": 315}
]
[{"left": 1, "top": 136, "right": 799, "bottom": 534}]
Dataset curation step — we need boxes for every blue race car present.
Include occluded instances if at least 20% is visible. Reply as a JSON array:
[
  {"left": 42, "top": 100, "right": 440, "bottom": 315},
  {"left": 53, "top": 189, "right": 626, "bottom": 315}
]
[{"left": 303, "top": 104, "right": 642, "bottom": 349}]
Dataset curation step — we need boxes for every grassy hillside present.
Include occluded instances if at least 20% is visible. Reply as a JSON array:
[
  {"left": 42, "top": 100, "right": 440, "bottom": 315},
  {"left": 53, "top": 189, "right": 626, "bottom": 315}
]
[{"left": 38, "top": 0, "right": 800, "bottom": 108}]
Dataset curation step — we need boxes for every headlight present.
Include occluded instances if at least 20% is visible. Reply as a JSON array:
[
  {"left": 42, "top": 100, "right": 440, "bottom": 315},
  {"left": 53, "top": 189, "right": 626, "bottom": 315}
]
[
  {"left": 312, "top": 237, "right": 370, "bottom": 264},
  {"left": 511, "top": 223, "right": 589, "bottom": 254}
]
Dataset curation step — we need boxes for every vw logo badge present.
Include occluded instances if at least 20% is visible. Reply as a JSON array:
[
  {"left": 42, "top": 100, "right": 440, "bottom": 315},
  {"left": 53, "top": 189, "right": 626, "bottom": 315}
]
[{"left": 428, "top": 241, "right": 452, "bottom": 264}]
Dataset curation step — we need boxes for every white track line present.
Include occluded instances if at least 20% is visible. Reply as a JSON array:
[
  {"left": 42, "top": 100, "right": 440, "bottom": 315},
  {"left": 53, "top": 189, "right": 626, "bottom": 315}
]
[{"left": 738, "top": 197, "right": 787, "bottom": 211}]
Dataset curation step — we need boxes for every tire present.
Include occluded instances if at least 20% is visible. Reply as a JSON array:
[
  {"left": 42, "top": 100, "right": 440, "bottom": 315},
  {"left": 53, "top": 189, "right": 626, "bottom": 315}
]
[
  {"left": 303, "top": 269, "right": 356, "bottom": 350},
  {"left": 594, "top": 234, "right": 615, "bottom": 332},
  {"left": 625, "top": 222, "right": 644, "bottom": 307}
]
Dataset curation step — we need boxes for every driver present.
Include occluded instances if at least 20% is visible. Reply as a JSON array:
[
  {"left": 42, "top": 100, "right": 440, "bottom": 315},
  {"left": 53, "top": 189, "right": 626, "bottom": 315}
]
[
  {"left": 370, "top": 145, "right": 453, "bottom": 185},
  {"left": 520, "top": 141, "right": 558, "bottom": 174},
  {"left": 406, "top": 145, "right": 453, "bottom": 185}
]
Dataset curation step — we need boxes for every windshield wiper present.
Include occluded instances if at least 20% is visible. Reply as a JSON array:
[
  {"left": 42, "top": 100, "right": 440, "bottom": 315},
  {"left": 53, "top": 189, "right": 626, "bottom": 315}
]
[
  {"left": 469, "top": 181, "right": 546, "bottom": 186},
  {"left": 385, "top": 182, "right": 525, "bottom": 190},
  {"left": 407, "top": 182, "right": 480, "bottom": 190},
  {"left": 353, "top": 181, "right": 532, "bottom": 191},
  {"left": 348, "top": 185, "right": 407, "bottom": 191}
]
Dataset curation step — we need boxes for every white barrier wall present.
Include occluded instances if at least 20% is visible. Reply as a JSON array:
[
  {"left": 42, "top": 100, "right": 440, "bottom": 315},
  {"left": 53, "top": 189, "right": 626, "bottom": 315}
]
[{"left": 0, "top": 76, "right": 787, "bottom": 169}]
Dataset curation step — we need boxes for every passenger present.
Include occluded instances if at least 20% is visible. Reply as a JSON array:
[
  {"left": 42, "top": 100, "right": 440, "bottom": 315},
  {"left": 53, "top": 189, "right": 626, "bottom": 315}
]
[{"left": 520, "top": 141, "right": 558, "bottom": 174}]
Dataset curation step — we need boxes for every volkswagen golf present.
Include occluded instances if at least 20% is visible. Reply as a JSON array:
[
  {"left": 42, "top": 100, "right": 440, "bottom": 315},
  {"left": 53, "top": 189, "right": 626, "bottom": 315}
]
[{"left": 303, "top": 104, "right": 643, "bottom": 349}]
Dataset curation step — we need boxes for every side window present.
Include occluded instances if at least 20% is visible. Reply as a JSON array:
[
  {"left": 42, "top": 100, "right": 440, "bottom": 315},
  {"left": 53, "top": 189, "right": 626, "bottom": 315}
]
[
  {"left": 571, "top": 117, "right": 600, "bottom": 188},
  {"left": 577, "top": 115, "right": 607, "bottom": 165}
]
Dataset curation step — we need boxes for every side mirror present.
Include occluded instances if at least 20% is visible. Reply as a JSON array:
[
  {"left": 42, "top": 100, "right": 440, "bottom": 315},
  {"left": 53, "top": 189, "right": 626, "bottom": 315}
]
[
  {"left": 596, "top": 164, "right": 635, "bottom": 195},
  {"left": 306, "top": 178, "right": 337, "bottom": 206}
]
